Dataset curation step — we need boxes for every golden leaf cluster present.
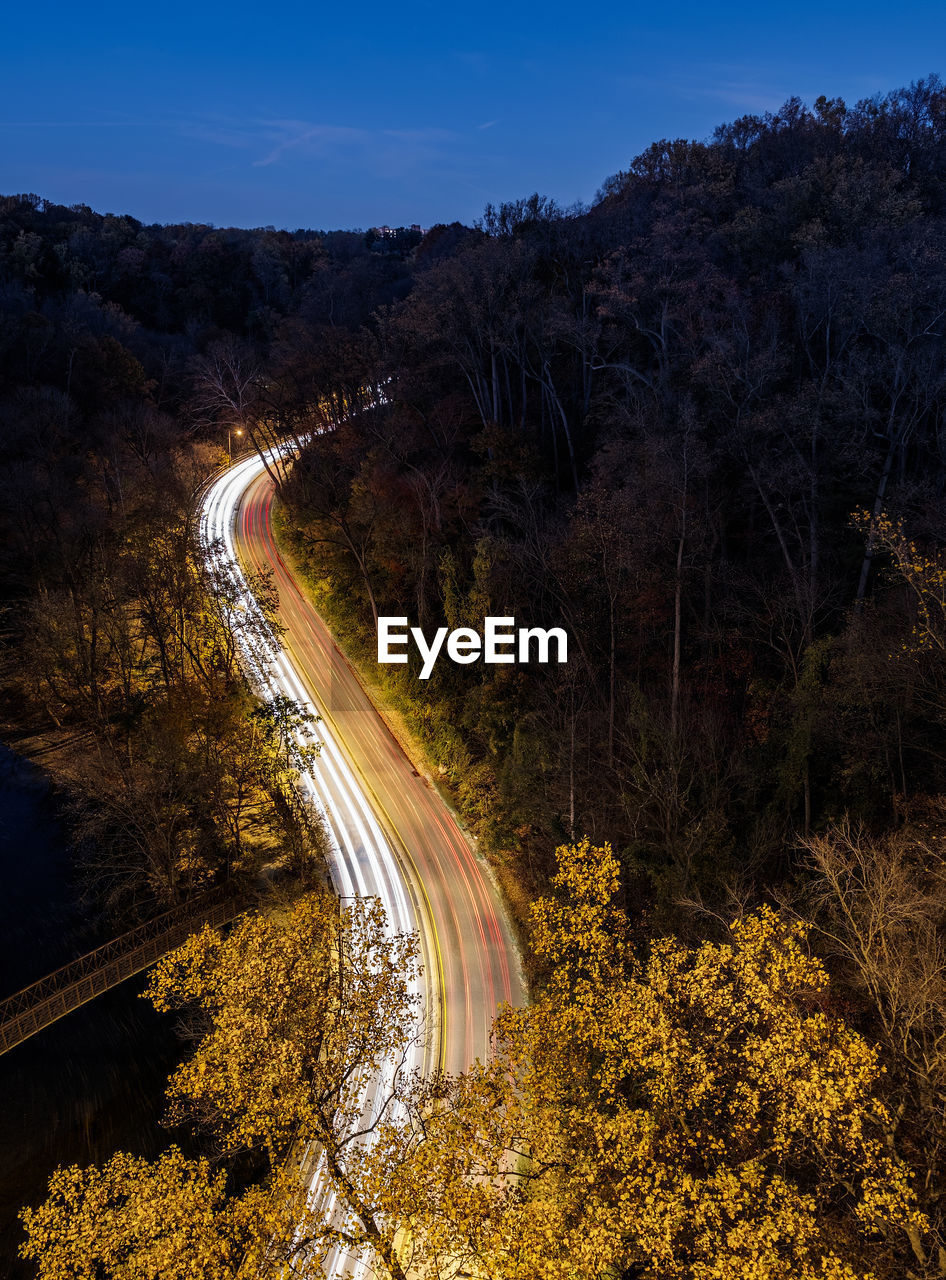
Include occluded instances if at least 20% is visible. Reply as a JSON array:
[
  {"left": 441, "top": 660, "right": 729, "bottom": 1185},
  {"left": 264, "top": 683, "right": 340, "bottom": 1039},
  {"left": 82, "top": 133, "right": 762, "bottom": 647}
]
[
  {"left": 20, "top": 890, "right": 424, "bottom": 1280},
  {"left": 19, "top": 852, "right": 925, "bottom": 1280},
  {"left": 854, "top": 509, "right": 946, "bottom": 655},
  {"left": 388, "top": 841, "right": 925, "bottom": 1280}
]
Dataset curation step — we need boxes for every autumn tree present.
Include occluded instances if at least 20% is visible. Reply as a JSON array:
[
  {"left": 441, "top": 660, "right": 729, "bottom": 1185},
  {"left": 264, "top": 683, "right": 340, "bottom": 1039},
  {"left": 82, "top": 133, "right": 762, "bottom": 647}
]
[
  {"left": 858, "top": 511, "right": 946, "bottom": 658},
  {"left": 19, "top": 1149, "right": 278, "bottom": 1280},
  {"left": 20, "top": 849, "right": 933, "bottom": 1280},
  {"left": 20, "top": 891, "right": 427, "bottom": 1280},
  {"left": 389, "top": 841, "right": 926, "bottom": 1280}
]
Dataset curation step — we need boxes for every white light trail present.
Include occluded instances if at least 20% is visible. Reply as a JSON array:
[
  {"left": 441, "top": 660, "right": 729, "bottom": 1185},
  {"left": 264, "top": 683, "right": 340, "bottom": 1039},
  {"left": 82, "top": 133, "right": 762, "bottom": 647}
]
[{"left": 198, "top": 448, "right": 433, "bottom": 1279}]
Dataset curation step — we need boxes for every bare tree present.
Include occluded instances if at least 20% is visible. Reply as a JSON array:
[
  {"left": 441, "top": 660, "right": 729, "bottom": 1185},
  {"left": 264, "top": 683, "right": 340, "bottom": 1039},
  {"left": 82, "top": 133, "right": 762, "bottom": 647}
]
[
  {"left": 190, "top": 337, "right": 290, "bottom": 491},
  {"left": 798, "top": 819, "right": 946, "bottom": 1273}
]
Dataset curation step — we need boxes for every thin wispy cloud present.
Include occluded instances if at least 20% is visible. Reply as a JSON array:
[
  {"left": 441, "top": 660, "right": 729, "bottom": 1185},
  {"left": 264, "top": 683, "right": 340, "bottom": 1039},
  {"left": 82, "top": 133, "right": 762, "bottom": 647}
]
[
  {"left": 180, "top": 116, "right": 469, "bottom": 180},
  {"left": 614, "top": 68, "right": 789, "bottom": 117},
  {"left": 176, "top": 118, "right": 259, "bottom": 152},
  {"left": 176, "top": 115, "right": 465, "bottom": 174},
  {"left": 477, "top": 119, "right": 500, "bottom": 131},
  {"left": 696, "top": 83, "right": 788, "bottom": 113},
  {"left": 253, "top": 121, "right": 367, "bottom": 167},
  {"left": 382, "top": 128, "right": 455, "bottom": 143}
]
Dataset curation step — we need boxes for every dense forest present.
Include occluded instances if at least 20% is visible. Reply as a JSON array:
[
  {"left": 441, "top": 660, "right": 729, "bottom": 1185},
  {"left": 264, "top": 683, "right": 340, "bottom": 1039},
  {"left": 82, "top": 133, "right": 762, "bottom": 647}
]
[
  {"left": 4, "top": 74, "right": 946, "bottom": 1278},
  {"left": 275, "top": 77, "right": 946, "bottom": 908}
]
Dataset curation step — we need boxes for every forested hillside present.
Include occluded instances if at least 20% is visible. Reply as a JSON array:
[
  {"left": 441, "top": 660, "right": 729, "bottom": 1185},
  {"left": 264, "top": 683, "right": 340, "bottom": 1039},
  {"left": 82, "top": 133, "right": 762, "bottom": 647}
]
[
  {"left": 0, "top": 201, "right": 410, "bottom": 920},
  {"left": 278, "top": 77, "right": 946, "bottom": 904}
]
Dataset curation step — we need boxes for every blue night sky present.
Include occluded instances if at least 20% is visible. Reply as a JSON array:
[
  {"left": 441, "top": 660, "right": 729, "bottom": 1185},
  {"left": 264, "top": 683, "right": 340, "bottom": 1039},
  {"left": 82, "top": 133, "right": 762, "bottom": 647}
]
[{"left": 2, "top": 1, "right": 943, "bottom": 231}]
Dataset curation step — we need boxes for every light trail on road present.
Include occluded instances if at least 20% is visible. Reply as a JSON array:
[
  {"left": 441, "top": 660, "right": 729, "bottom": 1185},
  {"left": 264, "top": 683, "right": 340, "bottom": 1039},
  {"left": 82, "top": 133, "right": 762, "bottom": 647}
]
[{"left": 198, "top": 447, "right": 524, "bottom": 1277}]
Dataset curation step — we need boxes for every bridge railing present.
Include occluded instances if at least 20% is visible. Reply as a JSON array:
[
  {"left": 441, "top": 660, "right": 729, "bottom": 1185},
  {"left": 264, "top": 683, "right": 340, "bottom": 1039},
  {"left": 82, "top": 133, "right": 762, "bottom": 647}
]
[{"left": 0, "top": 886, "right": 255, "bottom": 1056}]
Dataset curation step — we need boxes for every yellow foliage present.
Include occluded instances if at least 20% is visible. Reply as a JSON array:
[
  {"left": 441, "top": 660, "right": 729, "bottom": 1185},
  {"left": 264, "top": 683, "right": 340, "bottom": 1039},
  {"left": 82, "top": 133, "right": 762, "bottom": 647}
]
[
  {"left": 146, "top": 889, "right": 420, "bottom": 1157},
  {"left": 21, "top": 891, "right": 424, "bottom": 1280},
  {"left": 854, "top": 508, "right": 946, "bottom": 654},
  {"left": 19, "top": 858, "right": 926, "bottom": 1280},
  {"left": 390, "top": 842, "right": 925, "bottom": 1280},
  {"left": 20, "top": 1149, "right": 240, "bottom": 1280}
]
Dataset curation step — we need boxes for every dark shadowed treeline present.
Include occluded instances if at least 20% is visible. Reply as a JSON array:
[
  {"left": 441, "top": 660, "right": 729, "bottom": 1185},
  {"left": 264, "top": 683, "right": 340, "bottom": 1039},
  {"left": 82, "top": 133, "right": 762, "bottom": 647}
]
[
  {"left": 0, "top": 207, "right": 404, "bottom": 921},
  {"left": 280, "top": 77, "right": 946, "bottom": 900}
]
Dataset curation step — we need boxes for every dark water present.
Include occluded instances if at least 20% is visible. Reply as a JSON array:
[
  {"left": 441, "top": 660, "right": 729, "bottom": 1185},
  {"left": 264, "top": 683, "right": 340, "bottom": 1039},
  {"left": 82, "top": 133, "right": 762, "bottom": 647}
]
[{"left": 0, "top": 747, "right": 183, "bottom": 1278}]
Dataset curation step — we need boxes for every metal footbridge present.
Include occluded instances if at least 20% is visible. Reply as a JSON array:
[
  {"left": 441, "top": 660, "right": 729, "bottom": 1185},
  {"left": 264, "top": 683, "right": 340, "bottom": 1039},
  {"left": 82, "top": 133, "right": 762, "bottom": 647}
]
[{"left": 0, "top": 886, "right": 252, "bottom": 1055}]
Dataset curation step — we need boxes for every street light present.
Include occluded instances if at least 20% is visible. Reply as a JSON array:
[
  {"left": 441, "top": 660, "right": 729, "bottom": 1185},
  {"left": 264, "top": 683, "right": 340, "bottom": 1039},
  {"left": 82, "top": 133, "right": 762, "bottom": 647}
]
[{"left": 228, "top": 427, "right": 243, "bottom": 459}]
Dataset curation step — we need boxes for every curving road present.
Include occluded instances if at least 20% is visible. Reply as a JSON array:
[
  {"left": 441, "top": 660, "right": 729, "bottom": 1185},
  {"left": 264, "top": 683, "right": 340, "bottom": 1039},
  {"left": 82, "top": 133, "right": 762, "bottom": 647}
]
[{"left": 199, "top": 444, "right": 523, "bottom": 1102}]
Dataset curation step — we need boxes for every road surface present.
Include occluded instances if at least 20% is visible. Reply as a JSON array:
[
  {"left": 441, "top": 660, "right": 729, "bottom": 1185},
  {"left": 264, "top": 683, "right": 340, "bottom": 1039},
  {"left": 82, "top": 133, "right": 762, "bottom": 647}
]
[{"left": 199, "top": 442, "right": 523, "bottom": 1116}]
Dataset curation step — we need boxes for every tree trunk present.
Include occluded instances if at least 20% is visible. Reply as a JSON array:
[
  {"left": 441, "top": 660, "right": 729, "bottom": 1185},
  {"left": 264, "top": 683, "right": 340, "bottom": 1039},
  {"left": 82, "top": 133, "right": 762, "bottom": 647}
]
[
  {"left": 671, "top": 522, "right": 684, "bottom": 741},
  {"left": 608, "top": 595, "right": 616, "bottom": 769},
  {"left": 856, "top": 437, "right": 898, "bottom": 602}
]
